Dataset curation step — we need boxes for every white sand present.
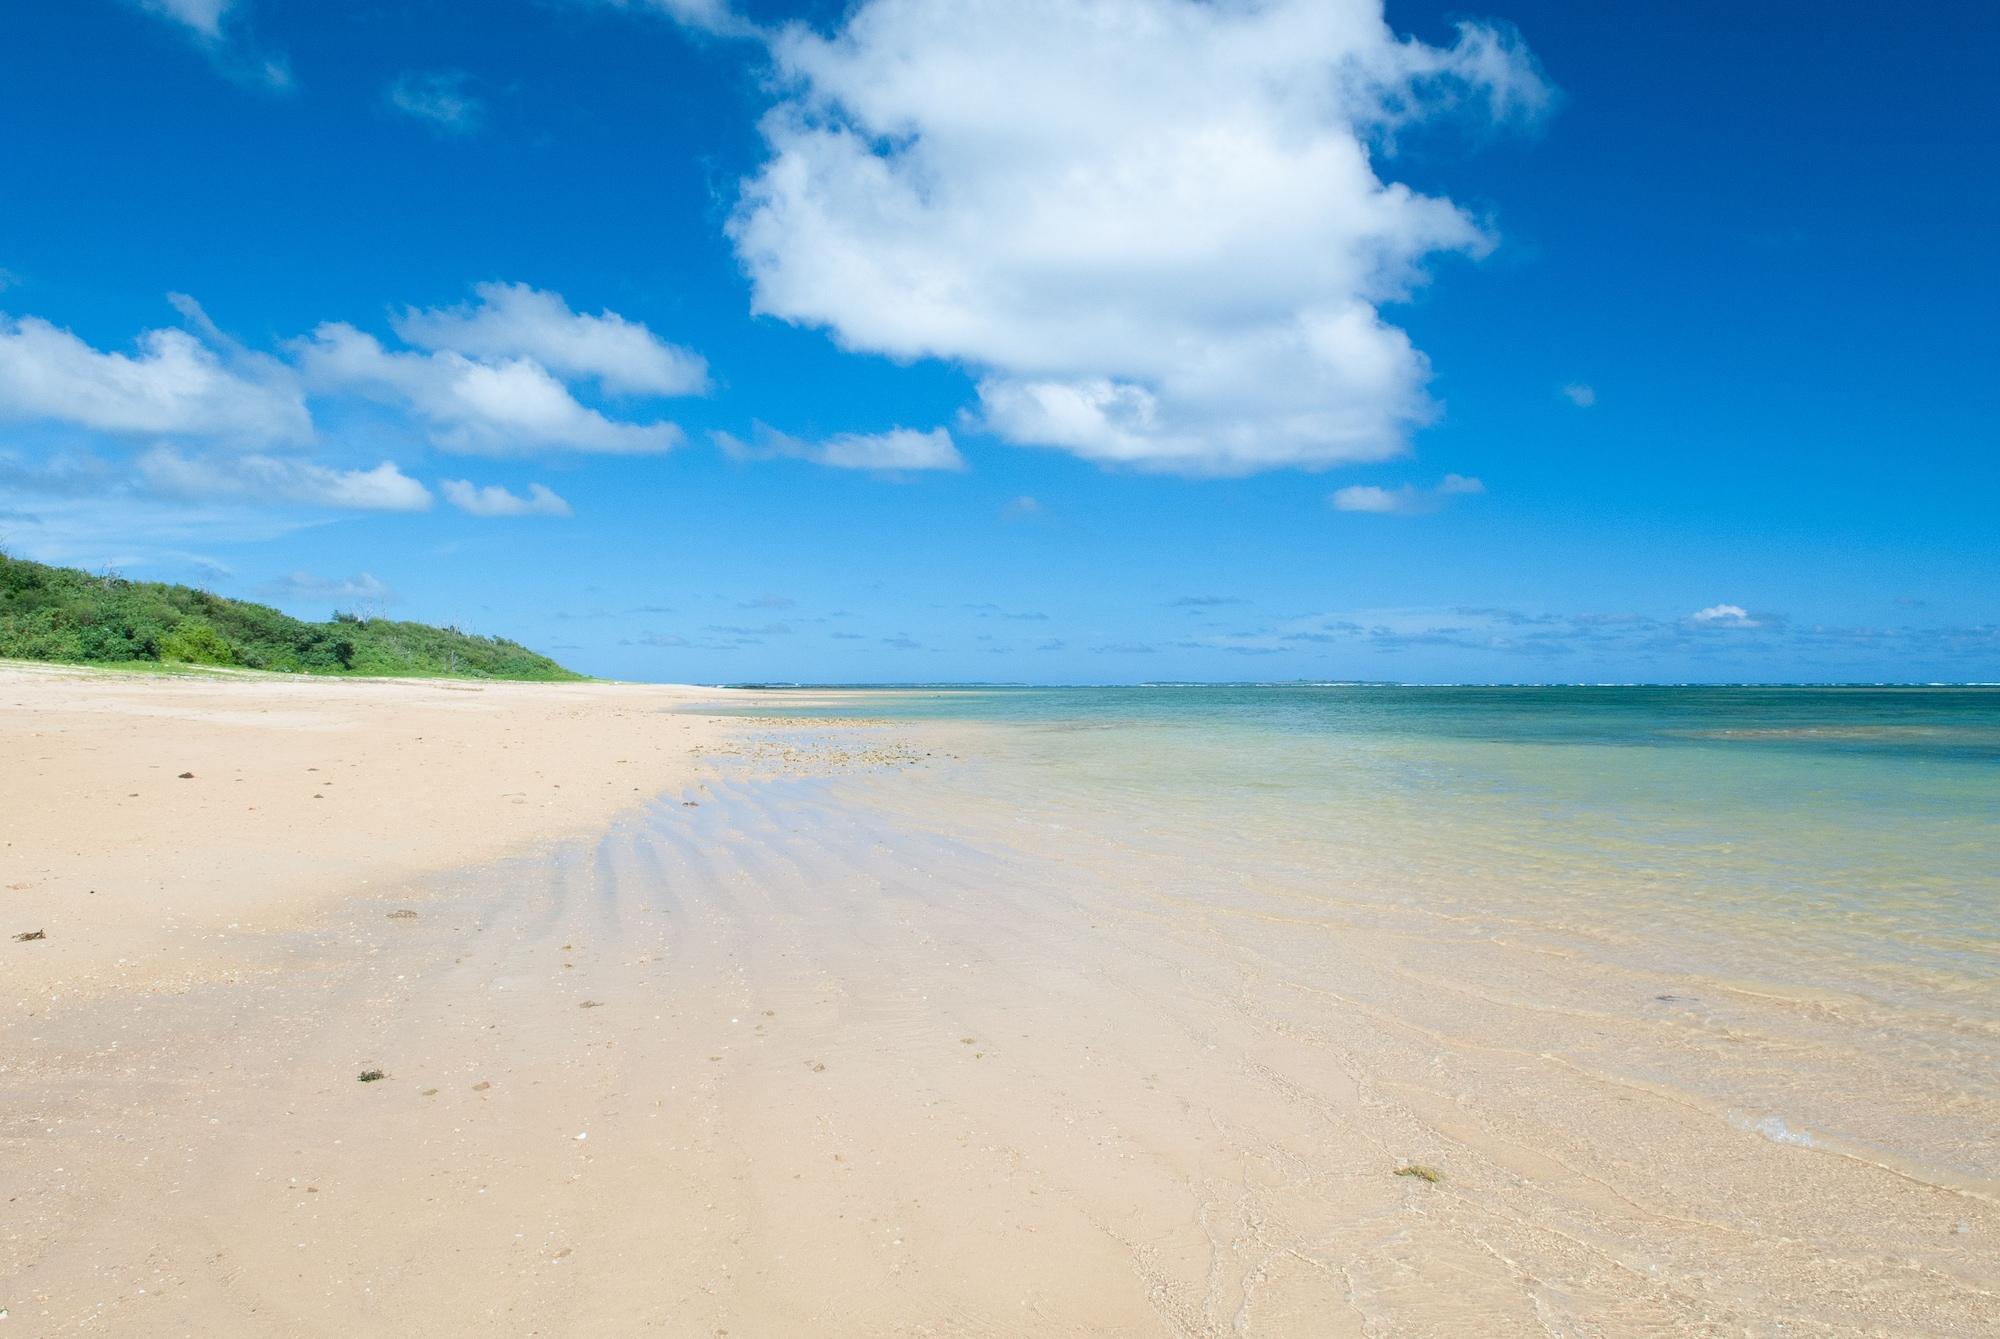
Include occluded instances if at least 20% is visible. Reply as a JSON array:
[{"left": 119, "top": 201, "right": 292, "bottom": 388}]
[{"left": 3, "top": 669, "right": 1994, "bottom": 1335}]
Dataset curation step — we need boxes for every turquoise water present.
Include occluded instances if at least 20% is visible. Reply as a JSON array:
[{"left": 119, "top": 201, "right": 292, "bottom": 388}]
[
  {"left": 725, "top": 685, "right": 2000, "bottom": 1010},
  {"left": 735, "top": 682, "right": 2000, "bottom": 761}
]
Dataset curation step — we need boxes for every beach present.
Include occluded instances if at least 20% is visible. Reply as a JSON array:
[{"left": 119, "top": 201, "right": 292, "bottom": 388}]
[{"left": 3, "top": 671, "right": 1995, "bottom": 1335}]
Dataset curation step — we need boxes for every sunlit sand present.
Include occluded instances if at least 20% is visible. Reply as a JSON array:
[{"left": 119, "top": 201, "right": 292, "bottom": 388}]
[{"left": 3, "top": 671, "right": 1994, "bottom": 1334}]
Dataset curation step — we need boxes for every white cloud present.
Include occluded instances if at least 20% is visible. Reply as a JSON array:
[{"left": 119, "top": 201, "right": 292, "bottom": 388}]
[
  {"left": 394, "top": 282, "right": 707, "bottom": 396},
  {"left": 137, "top": 0, "right": 231, "bottom": 39},
  {"left": 1689, "top": 603, "right": 1761, "bottom": 629},
  {"left": 138, "top": 447, "right": 433, "bottom": 511},
  {"left": 0, "top": 284, "right": 691, "bottom": 547},
  {"left": 1330, "top": 472, "right": 1483, "bottom": 515},
  {"left": 715, "top": 423, "right": 964, "bottom": 472},
  {"left": 818, "top": 427, "right": 963, "bottom": 471},
  {"left": 730, "top": 0, "right": 1547, "bottom": 475},
  {"left": 267, "top": 570, "right": 395, "bottom": 607},
  {"left": 1561, "top": 382, "right": 1596, "bottom": 408},
  {"left": 295, "top": 322, "right": 682, "bottom": 455},
  {"left": 388, "top": 70, "right": 485, "bottom": 135},
  {"left": 1330, "top": 485, "right": 1404, "bottom": 514},
  {"left": 0, "top": 313, "right": 310, "bottom": 444},
  {"left": 131, "top": 0, "right": 292, "bottom": 89},
  {"left": 588, "top": 0, "right": 756, "bottom": 39},
  {"left": 440, "top": 479, "right": 574, "bottom": 517}
]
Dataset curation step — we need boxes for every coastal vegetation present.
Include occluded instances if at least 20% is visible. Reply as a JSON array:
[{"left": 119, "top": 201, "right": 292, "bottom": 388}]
[{"left": 0, "top": 551, "right": 580, "bottom": 680}]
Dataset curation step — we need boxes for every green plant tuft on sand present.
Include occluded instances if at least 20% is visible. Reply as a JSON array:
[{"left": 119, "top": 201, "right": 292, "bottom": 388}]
[
  {"left": 357, "top": 1069, "right": 386, "bottom": 1083},
  {"left": 1395, "top": 1163, "right": 1441, "bottom": 1183}
]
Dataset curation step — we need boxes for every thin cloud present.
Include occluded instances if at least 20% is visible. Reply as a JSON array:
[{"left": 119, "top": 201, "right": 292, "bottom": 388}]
[
  {"left": 131, "top": 0, "right": 292, "bottom": 90},
  {"left": 1330, "top": 473, "right": 1484, "bottom": 516},
  {"left": 387, "top": 70, "right": 486, "bottom": 136},
  {"left": 583, "top": 0, "right": 759, "bottom": 39},
  {"left": 714, "top": 423, "right": 964, "bottom": 473},
  {"left": 440, "top": 479, "right": 573, "bottom": 518},
  {"left": 264, "top": 570, "right": 394, "bottom": 607},
  {"left": 138, "top": 448, "right": 432, "bottom": 512},
  {"left": 705, "top": 622, "right": 793, "bottom": 636}
]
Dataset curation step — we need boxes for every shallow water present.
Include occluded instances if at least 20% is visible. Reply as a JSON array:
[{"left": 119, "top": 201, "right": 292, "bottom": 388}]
[{"left": 716, "top": 686, "right": 2000, "bottom": 1189}]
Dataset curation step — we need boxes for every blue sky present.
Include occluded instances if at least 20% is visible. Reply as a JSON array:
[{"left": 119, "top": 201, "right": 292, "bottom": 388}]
[{"left": 1, "top": 0, "right": 1994, "bottom": 683}]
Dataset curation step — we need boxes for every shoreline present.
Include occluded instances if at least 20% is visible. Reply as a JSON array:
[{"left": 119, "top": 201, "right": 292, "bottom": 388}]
[{"left": 4, "top": 672, "right": 1995, "bottom": 1333}]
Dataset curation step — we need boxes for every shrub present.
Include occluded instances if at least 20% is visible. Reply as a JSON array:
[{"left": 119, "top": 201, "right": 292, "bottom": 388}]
[
  {"left": 0, "top": 552, "right": 577, "bottom": 680},
  {"left": 158, "top": 618, "right": 236, "bottom": 665}
]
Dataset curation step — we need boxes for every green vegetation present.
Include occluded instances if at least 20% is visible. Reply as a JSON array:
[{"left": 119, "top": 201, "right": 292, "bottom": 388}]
[
  {"left": 1395, "top": 1163, "right": 1442, "bottom": 1183},
  {"left": 0, "top": 551, "right": 581, "bottom": 681}
]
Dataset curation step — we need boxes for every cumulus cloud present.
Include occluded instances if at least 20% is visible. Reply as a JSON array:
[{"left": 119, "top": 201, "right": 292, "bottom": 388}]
[
  {"left": 714, "top": 423, "right": 964, "bottom": 472},
  {"left": 295, "top": 322, "right": 682, "bottom": 455},
  {"left": 1688, "top": 603, "right": 1763, "bottom": 629},
  {"left": 0, "top": 313, "right": 310, "bottom": 444},
  {"left": 138, "top": 447, "right": 432, "bottom": 511},
  {"left": 440, "top": 479, "right": 574, "bottom": 518},
  {"left": 388, "top": 70, "right": 485, "bottom": 135},
  {"left": 393, "top": 282, "right": 709, "bottom": 395},
  {"left": 729, "top": 0, "right": 1547, "bottom": 475},
  {"left": 0, "top": 284, "right": 695, "bottom": 550},
  {"left": 1330, "top": 472, "right": 1484, "bottom": 515}
]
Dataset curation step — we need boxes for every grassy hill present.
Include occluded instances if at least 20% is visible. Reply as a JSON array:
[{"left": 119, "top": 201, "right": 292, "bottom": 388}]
[{"left": 0, "top": 551, "right": 581, "bottom": 680}]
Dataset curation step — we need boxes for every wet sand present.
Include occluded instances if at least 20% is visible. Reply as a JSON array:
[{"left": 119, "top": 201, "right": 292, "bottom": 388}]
[{"left": 3, "top": 676, "right": 1995, "bottom": 1334}]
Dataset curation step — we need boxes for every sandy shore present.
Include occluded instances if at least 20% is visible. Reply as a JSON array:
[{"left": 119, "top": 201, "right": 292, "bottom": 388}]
[
  {"left": 0, "top": 664, "right": 738, "bottom": 1001},
  {"left": 3, "top": 669, "right": 1994, "bottom": 1335}
]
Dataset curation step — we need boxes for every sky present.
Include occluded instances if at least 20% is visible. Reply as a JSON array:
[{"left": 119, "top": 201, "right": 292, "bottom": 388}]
[{"left": 1, "top": 0, "right": 1995, "bottom": 684}]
